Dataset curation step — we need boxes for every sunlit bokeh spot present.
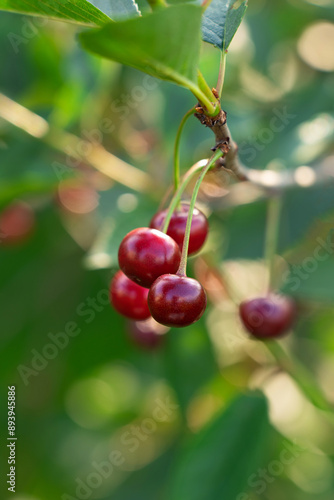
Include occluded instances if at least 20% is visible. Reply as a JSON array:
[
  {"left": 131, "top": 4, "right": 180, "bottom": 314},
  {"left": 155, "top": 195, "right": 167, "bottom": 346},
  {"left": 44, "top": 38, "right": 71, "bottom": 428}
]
[
  {"left": 84, "top": 251, "right": 113, "bottom": 270},
  {"left": 97, "top": 364, "right": 141, "bottom": 410},
  {"left": 298, "top": 114, "right": 334, "bottom": 145},
  {"left": 294, "top": 113, "right": 334, "bottom": 163},
  {"left": 229, "top": 22, "right": 255, "bottom": 59},
  {"left": 294, "top": 166, "right": 317, "bottom": 187},
  {"left": 65, "top": 378, "right": 119, "bottom": 429},
  {"left": 298, "top": 22, "right": 334, "bottom": 71},
  {"left": 117, "top": 193, "right": 138, "bottom": 213},
  {"left": 240, "top": 65, "right": 284, "bottom": 102}
]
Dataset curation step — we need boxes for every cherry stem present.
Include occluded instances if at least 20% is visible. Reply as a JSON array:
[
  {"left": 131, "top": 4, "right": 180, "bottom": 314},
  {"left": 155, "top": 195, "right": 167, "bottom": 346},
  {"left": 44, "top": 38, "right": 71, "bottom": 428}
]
[
  {"left": 264, "top": 195, "right": 282, "bottom": 292},
  {"left": 173, "top": 107, "right": 196, "bottom": 192},
  {"left": 197, "top": 70, "right": 219, "bottom": 112},
  {"left": 216, "top": 51, "right": 227, "bottom": 99},
  {"left": 162, "top": 159, "right": 208, "bottom": 234},
  {"left": 177, "top": 149, "right": 224, "bottom": 276}
]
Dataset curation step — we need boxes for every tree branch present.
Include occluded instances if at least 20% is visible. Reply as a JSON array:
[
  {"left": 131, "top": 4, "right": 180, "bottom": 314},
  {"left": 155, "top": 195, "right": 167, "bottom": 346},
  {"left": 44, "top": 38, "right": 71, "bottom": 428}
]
[
  {"left": 0, "top": 93, "right": 155, "bottom": 193},
  {"left": 195, "top": 97, "right": 334, "bottom": 191}
]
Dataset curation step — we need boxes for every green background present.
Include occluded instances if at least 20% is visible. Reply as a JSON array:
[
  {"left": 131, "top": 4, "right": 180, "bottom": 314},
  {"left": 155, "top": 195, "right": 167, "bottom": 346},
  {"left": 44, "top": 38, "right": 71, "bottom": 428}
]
[{"left": 1, "top": 0, "right": 334, "bottom": 499}]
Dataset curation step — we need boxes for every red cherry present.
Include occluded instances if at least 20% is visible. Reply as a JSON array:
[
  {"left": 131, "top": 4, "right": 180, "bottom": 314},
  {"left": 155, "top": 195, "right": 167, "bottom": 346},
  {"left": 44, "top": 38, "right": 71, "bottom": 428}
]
[
  {"left": 239, "top": 294, "right": 296, "bottom": 339},
  {"left": 148, "top": 274, "right": 207, "bottom": 327},
  {"left": 110, "top": 270, "right": 151, "bottom": 320},
  {"left": 118, "top": 228, "right": 181, "bottom": 288},
  {"left": 0, "top": 201, "right": 35, "bottom": 246},
  {"left": 150, "top": 204, "right": 208, "bottom": 255},
  {"left": 128, "top": 317, "right": 167, "bottom": 350}
]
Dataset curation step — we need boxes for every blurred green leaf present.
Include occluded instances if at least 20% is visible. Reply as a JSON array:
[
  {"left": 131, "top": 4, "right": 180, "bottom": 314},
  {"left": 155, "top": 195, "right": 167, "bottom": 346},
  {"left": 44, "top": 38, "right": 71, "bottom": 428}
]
[
  {"left": 169, "top": 392, "right": 270, "bottom": 500},
  {"left": 202, "top": 0, "right": 247, "bottom": 51},
  {"left": 164, "top": 323, "right": 217, "bottom": 415},
  {"left": 0, "top": 0, "right": 110, "bottom": 25},
  {"left": 80, "top": 4, "right": 203, "bottom": 90}
]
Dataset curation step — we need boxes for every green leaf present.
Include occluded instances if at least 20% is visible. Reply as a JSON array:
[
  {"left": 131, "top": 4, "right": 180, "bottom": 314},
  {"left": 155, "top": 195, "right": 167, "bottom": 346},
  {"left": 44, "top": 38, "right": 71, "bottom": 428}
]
[
  {"left": 79, "top": 4, "right": 203, "bottom": 91},
  {"left": 164, "top": 323, "right": 218, "bottom": 415},
  {"left": 0, "top": 0, "right": 110, "bottom": 26},
  {"left": 169, "top": 392, "right": 270, "bottom": 500},
  {"left": 202, "top": 0, "right": 247, "bottom": 51},
  {"left": 88, "top": 0, "right": 140, "bottom": 20}
]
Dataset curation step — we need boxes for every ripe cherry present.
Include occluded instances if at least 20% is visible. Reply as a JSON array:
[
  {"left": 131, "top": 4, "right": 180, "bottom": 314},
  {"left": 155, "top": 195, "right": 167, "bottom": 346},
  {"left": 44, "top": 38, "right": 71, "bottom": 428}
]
[
  {"left": 110, "top": 270, "right": 150, "bottom": 321},
  {"left": 150, "top": 204, "right": 208, "bottom": 255},
  {"left": 148, "top": 274, "right": 207, "bottom": 327},
  {"left": 0, "top": 201, "right": 35, "bottom": 246},
  {"left": 127, "top": 317, "right": 167, "bottom": 350},
  {"left": 118, "top": 228, "right": 181, "bottom": 288},
  {"left": 239, "top": 294, "right": 296, "bottom": 339}
]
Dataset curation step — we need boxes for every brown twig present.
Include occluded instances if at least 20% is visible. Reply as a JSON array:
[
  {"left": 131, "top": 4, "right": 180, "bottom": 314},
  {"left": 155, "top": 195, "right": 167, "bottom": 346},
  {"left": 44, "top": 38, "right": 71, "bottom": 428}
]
[{"left": 195, "top": 94, "right": 334, "bottom": 191}]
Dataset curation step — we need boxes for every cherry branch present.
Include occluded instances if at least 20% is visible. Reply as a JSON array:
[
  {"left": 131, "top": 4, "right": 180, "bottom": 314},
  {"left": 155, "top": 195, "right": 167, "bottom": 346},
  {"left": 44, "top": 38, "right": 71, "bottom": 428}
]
[
  {"left": 195, "top": 99, "right": 334, "bottom": 191},
  {"left": 0, "top": 93, "right": 155, "bottom": 193}
]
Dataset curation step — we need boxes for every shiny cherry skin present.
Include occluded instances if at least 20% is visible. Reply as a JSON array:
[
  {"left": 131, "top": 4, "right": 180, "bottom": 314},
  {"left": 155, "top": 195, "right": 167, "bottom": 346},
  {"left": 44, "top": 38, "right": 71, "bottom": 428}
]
[
  {"left": 127, "top": 317, "right": 167, "bottom": 350},
  {"left": 118, "top": 228, "right": 181, "bottom": 288},
  {"left": 148, "top": 274, "right": 207, "bottom": 327},
  {"left": 110, "top": 270, "right": 151, "bottom": 320},
  {"left": 0, "top": 201, "right": 35, "bottom": 246},
  {"left": 239, "top": 294, "right": 296, "bottom": 339},
  {"left": 150, "top": 204, "right": 208, "bottom": 255}
]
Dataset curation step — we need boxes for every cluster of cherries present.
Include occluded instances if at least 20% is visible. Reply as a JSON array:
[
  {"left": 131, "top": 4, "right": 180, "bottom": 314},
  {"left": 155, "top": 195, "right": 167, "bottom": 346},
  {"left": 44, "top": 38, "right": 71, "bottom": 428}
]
[
  {"left": 110, "top": 204, "right": 208, "bottom": 329},
  {"left": 0, "top": 198, "right": 296, "bottom": 346},
  {"left": 109, "top": 203, "right": 297, "bottom": 344}
]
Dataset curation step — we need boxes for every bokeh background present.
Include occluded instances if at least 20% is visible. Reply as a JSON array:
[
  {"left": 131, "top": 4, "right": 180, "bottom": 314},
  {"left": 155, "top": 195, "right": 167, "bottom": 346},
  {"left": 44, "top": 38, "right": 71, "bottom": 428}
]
[{"left": 1, "top": 0, "right": 334, "bottom": 498}]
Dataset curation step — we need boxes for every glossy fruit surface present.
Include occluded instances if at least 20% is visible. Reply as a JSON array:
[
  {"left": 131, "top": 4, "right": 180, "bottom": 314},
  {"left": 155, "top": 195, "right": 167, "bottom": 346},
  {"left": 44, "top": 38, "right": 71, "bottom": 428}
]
[
  {"left": 118, "top": 228, "right": 181, "bottom": 288},
  {"left": 0, "top": 201, "right": 35, "bottom": 246},
  {"left": 150, "top": 204, "right": 208, "bottom": 255},
  {"left": 128, "top": 317, "right": 167, "bottom": 350},
  {"left": 148, "top": 274, "right": 207, "bottom": 327},
  {"left": 239, "top": 294, "right": 296, "bottom": 339},
  {"left": 110, "top": 270, "right": 150, "bottom": 320}
]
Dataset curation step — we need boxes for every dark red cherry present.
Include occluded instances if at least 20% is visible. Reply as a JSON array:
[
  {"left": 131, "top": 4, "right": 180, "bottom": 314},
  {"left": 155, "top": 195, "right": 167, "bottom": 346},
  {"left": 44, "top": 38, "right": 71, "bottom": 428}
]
[
  {"left": 128, "top": 317, "right": 167, "bottom": 350},
  {"left": 150, "top": 204, "right": 208, "bottom": 255},
  {"left": 239, "top": 294, "right": 296, "bottom": 339},
  {"left": 110, "top": 270, "right": 150, "bottom": 320},
  {"left": 148, "top": 274, "right": 207, "bottom": 327},
  {"left": 118, "top": 228, "right": 181, "bottom": 288},
  {"left": 0, "top": 201, "right": 35, "bottom": 246}
]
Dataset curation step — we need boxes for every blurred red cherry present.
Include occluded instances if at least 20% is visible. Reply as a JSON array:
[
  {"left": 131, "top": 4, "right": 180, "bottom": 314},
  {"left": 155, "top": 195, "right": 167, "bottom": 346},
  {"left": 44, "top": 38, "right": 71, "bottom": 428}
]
[
  {"left": 0, "top": 201, "right": 35, "bottom": 246},
  {"left": 128, "top": 317, "right": 168, "bottom": 350}
]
